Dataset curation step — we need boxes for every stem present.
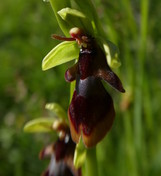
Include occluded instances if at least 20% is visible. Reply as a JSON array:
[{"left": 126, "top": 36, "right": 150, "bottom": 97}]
[
  {"left": 134, "top": 0, "right": 149, "bottom": 152},
  {"left": 85, "top": 147, "right": 98, "bottom": 176},
  {"left": 74, "top": 0, "right": 105, "bottom": 37},
  {"left": 49, "top": 0, "right": 71, "bottom": 36},
  {"left": 133, "top": 0, "right": 149, "bottom": 174}
]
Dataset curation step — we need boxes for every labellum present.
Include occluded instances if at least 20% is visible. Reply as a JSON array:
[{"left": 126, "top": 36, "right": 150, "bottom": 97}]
[
  {"left": 52, "top": 27, "right": 125, "bottom": 147},
  {"left": 39, "top": 120, "right": 81, "bottom": 176}
]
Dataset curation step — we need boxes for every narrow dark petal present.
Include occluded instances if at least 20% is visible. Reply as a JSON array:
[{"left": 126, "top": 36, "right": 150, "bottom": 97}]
[
  {"left": 52, "top": 34, "right": 76, "bottom": 41},
  {"left": 96, "top": 69, "right": 125, "bottom": 93},
  {"left": 65, "top": 63, "right": 78, "bottom": 82},
  {"left": 68, "top": 76, "right": 115, "bottom": 147}
]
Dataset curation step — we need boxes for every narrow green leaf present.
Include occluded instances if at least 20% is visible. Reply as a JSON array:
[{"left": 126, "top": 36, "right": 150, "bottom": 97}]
[
  {"left": 24, "top": 118, "right": 55, "bottom": 133},
  {"left": 42, "top": 41, "right": 79, "bottom": 70},
  {"left": 45, "top": 103, "right": 67, "bottom": 119},
  {"left": 73, "top": 0, "right": 105, "bottom": 36},
  {"left": 49, "top": 0, "right": 71, "bottom": 36},
  {"left": 74, "top": 137, "right": 86, "bottom": 169}
]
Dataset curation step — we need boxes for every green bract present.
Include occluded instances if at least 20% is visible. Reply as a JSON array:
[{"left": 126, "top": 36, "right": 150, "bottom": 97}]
[
  {"left": 58, "top": 8, "right": 94, "bottom": 35},
  {"left": 45, "top": 103, "right": 67, "bottom": 119},
  {"left": 42, "top": 41, "right": 79, "bottom": 70},
  {"left": 24, "top": 118, "right": 55, "bottom": 133},
  {"left": 103, "top": 41, "right": 121, "bottom": 68},
  {"left": 58, "top": 8, "right": 86, "bottom": 19},
  {"left": 98, "top": 37, "right": 121, "bottom": 68},
  {"left": 74, "top": 138, "right": 87, "bottom": 169}
]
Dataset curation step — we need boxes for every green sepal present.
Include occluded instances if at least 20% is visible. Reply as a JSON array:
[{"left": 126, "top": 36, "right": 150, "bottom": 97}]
[
  {"left": 24, "top": 118, "right": 55, "bottom": 133},
  {"left": 45, "top": 103, "right": 67, "bottom": 119},
  {"left": 42, "top": 41, "right": 79, "bottom": 70},
  {"left": 69, "top": 59, "right": 77, "bottom": 103},
  {"left": 100, "top": 38, "right": 121, "bottom": 68},
  {"left": 70, "top": 80, "right": 76, "bottom": 102},
  {"left": 58, "top": 8, "right": 94, "bottom": 35},
  {"left": 74, "top": 137, "right": 87, "bottom": 169},
  {"left": 58, "top": 8, "right": 86, "bottom": 19}
]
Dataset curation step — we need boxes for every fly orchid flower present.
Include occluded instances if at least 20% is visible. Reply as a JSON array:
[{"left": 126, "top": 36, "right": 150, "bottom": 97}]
[
  {"left": 24, "top": 102, "right": 82, "bottom": 176},
  {"left": 39, "top": 120, "right": 81, "bottom": 176},
  {"left": 52, "top": 28, "right": 125, "bottom": 148}
]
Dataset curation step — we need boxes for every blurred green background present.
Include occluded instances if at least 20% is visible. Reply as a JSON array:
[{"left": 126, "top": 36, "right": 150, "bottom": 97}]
[{"left": 0, "top": 0, "right": 161, "bottom": 175}]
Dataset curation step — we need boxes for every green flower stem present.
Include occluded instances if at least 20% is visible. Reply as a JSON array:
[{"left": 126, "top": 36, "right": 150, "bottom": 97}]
[
  {"left": 74, "top": 0, "right": 105, "bottom": 37},
  {"left": 85, "top": 147, "right": 99, "bottom": 176},
  {"left": 49, "top": 0, "right": 71, "bottom": 36}
]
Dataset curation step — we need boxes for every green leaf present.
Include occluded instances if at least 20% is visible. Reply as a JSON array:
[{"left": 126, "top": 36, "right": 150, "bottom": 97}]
[
  {"left": 102, "top": 40, "right": 121, "bottom": 68},
  {"left": 73, "top": 0, "right": 97, "bottom": 23},
  {"left": 42, "top": 41, "right": 79, "bottom": 70},
  {"left": 73, "top": 0, "right": 105, "bottom": 36},
  {"left": 45, "top": 103, "right": 67, "bottom": 119},
  {"left": 24, "top": 118, "right": 55, "bottom": 133},
  {"left": 49, "top": 0, "right": 72, "bottom": 36},
  {"left": 74, "top": 137, "right": 87, "bottom": 169}
]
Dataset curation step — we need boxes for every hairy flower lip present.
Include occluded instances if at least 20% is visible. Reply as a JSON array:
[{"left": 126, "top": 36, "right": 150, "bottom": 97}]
[{"left": 68, "top": 76, "right": 115, "bottom": 148}]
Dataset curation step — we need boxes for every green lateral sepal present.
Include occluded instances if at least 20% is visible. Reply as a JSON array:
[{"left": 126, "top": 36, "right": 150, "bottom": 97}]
[
  {"left": 58, "top": 8, "right": 94, "bottom": 35},
  {"left": 100, "top": 38, "right": 121, "bottom": 68},
  {"left": 45, "top": 103, "right": 67, "bottom": 119},
  {"left": 42, "top": 41, "right": 79, "bottom": 70},
  {"left": 24, "top": 118, "right": 55, "bottom": 133}
]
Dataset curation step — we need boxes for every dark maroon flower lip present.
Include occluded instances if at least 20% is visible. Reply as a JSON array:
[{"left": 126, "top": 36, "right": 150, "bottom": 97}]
[{"left": 68, "top": 76, "right": 115, "bottom": 148}]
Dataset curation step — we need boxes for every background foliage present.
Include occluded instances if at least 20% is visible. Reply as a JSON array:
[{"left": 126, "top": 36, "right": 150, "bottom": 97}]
[{"left": 0, "top": 0, "right": 161, "bottom": 175}]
